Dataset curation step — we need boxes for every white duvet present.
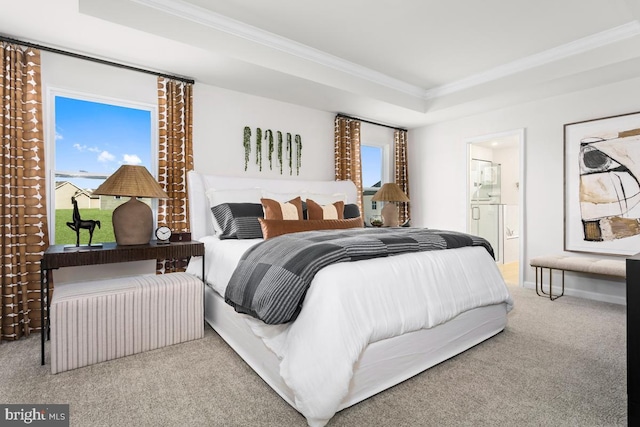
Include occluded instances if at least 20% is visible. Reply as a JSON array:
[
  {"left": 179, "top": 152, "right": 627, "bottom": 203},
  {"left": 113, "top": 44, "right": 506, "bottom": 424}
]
[{"left": 188, "top": 237, "right": 513, "bottom": 427}]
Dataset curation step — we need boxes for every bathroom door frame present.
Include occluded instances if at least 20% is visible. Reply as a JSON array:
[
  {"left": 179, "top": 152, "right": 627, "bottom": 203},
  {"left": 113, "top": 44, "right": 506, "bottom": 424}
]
[{"left": 465, "top": 128, "right": 526, "bottom": 287}]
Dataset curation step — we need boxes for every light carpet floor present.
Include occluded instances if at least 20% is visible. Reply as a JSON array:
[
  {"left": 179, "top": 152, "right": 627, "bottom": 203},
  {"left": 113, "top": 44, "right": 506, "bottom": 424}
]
[{"left": 0, "top": 284, "right": 626, "bottom": 426}]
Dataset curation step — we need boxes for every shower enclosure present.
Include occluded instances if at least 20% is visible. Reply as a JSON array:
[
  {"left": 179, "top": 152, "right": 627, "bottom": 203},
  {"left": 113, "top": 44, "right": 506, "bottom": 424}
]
[{"left": 469, "top": 159, "right": 502, "bottom": 263}]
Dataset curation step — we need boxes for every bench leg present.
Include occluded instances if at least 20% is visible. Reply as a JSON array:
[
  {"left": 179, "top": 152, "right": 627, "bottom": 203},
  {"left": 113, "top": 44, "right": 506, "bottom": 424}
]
[
  {"left": 535, "top": 267, "right": 551, "bottom": 297},
  {"left": 549, "top": 270, "right": 565, "bottom": 301},
  {"left": 534, "top": 267, "right": 565, "bottom": 301},
  {"left": 535, "top": 267, "right": 543, "bottom": 296}
]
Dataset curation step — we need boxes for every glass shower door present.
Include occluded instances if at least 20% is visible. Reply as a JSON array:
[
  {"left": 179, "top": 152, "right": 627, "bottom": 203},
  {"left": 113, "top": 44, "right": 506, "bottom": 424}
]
[
  {"left": 469, "top": 159, "right": 502, "bottom": 262},
  {"left": 469, "top": 204, "right": 501, "bottom": 262}
]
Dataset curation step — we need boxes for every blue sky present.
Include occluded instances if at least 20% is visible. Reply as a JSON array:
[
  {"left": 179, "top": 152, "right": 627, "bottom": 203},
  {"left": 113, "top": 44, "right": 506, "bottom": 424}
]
[
  {"left": 361, "top": 145, "right": 382, "bottom": 188},
  {"left": 55, "top": 96, "right": 151, "bottom": 189}
]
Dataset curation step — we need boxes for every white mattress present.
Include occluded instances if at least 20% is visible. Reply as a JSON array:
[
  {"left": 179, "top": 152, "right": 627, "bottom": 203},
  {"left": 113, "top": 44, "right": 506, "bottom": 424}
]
[
  {"left": 204, "top": 282, "right": 508, "bottom": 421},
  {"left": 187, "top": 238, "right": 513, "bottom": 426}
]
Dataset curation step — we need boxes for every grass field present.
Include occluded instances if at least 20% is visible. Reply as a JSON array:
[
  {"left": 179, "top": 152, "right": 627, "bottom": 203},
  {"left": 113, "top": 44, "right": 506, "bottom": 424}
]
[{"left": 55, "top": 209, "right": 115, "bottom": 245}]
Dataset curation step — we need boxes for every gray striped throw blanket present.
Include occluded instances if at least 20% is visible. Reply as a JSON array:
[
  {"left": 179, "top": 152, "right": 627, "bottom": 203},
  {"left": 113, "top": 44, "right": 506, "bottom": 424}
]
[{"left": 224, "top": 228, "right": 494, "bottom": 324}]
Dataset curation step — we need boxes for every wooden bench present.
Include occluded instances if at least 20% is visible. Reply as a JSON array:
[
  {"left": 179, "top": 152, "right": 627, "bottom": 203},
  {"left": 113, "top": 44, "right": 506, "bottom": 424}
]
[
  {"left": 50, "top": 272, "right": 203, "bottom": 374},
  {"left": 529, "top": 254, "right": 626, "bottom": 301}
]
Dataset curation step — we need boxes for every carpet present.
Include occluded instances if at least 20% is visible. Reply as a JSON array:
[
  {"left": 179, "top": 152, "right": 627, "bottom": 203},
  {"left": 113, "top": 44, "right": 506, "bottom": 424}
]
[{"left": 0, "top": 284, "right": 626, "bottom": 426}]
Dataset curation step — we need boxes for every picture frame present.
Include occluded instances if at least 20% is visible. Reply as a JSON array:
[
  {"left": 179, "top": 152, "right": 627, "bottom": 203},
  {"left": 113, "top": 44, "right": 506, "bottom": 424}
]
[{"left": 564, "top": 111, "right": 640, "bottom": 256}]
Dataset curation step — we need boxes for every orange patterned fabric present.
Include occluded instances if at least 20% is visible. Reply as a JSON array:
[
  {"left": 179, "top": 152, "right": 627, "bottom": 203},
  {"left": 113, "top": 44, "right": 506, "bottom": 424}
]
[
  {"left": 156, "top": 78, "right": 194, "bottom": 273},
  {"left": 0, "top": 43, "right": 49, "bottom": 341},
  {"left": 394, "top": 129, "right": 410, "bottom": 224},
  {"left": 261, "top": 197, "right": 304, "bottom": 220},
  {"left": 306, "top": 199, "right": 344, "bottom": 220},
  {"left": 334, "top": 116, "right": 363, "bottom": 218}
]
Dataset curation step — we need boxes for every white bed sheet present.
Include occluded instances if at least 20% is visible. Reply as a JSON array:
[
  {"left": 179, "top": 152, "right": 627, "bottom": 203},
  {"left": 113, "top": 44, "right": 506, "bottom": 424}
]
[
  {"left": 187, "top": 238, "right": 513, "bottom": 427},
  {"left": 187, "top": 236, "right": 261, "bottom": 295}
]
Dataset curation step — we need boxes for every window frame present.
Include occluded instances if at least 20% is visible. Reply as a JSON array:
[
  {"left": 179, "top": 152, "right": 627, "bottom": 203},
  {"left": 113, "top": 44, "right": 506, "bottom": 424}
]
[{"left": 45, "top": 87, "right": 158, "bottom": 244}]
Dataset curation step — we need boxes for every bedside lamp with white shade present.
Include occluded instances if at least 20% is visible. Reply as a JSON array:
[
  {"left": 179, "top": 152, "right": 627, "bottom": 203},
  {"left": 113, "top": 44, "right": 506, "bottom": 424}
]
[
  {"left": 371, "top": 183, "right": 410, "bottom": 227},
  {"left": 92, "top": 165, "right": 168, "bottom": 245}
]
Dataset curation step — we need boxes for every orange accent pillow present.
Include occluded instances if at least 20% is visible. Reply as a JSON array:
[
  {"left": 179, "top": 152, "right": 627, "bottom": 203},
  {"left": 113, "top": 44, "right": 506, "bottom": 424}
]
[
  {"left": 261, "top": 196, "right": 303, "bottom": 220},
  {"left": 306, "top": 199, "right": 345, "bottom": 220},
  {"left": 258, "top": 217, "right": 364, "bottom": 239}
]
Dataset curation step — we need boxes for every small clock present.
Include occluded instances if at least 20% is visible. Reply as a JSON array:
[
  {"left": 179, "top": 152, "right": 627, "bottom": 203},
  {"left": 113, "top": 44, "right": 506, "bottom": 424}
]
[{"left": 155, "top": 226, "right": 172, "bottom": 244}]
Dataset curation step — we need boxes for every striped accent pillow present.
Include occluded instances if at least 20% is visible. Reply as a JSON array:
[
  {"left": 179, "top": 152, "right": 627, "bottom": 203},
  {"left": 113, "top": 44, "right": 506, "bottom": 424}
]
[
  {"left": 261, "top": 196, "right": 303, "bottom": 220},
  {"left": 211, "top": 203, "right": 264, "bottom": 239},
  {"left": 306, "top": 199, "right": 345, "bottom": 220}
]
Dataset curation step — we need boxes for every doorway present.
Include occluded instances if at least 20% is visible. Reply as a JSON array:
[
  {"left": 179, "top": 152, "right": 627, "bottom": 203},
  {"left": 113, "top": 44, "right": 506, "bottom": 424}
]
[{"left": 466, "top": 129, "right": 525, "bottom": 286}]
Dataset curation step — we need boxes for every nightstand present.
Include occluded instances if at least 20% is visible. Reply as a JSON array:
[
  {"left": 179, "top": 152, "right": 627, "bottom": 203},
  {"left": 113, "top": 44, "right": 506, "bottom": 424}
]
[{"left": 40, "top": 240, "right": 204, "bottom": 365}]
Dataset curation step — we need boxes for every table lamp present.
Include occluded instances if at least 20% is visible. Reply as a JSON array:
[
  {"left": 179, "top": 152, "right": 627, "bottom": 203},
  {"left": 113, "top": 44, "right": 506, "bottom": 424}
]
[
  {"left": 371, "top": 183, "right": 410, "bottom": 227},
  {"left": 92, "top": 165, "right": 168, "bottom": 245}
]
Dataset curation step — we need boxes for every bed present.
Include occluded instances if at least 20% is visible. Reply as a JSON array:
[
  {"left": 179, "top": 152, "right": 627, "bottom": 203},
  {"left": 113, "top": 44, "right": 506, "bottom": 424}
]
[{"left": 185, "top": 171, "right": 513, "bottom": 427}]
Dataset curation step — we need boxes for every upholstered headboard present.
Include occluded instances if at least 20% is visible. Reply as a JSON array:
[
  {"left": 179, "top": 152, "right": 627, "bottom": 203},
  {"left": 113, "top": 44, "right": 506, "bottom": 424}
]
[{"left": 187, "top": 171, "right": 358, "bottom": 240}]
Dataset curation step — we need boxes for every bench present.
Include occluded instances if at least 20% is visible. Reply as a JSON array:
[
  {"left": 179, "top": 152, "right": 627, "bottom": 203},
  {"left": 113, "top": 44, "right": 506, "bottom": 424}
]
[
  {"left": 529, "top": 254, "right": 626, "bottom": 300},
  {"left": 50, "top": 272, "right": 203, "bottom": 374}
]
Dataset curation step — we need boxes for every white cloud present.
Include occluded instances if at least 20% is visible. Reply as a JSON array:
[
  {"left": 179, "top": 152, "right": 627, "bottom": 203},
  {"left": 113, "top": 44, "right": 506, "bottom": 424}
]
[
  {"left": 98, "top": 151, "right": 115, "bottom": 162},
  {"left": 123, "top": 154, "right": 142, "bottom": 165},
  {"left": 73, "top": 143, "right": 101, "bottom": 153},
  {"left": 55, "top": 132, "right": 63, "bottom": 140}
]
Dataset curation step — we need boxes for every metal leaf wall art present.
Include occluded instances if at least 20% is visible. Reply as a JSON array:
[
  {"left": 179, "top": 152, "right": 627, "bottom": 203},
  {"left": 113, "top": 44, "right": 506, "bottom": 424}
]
[{"left": 243, "top": 126, "right": 302, "bottom": 175}]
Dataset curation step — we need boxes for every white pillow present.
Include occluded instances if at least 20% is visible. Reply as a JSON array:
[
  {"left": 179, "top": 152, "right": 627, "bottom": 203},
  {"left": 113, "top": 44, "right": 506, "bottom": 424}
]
[
  {"left": 301, "top": 192, "right": 347, "bottom": 204},
  {"left": 205, "top": 188, "right": 263, "bottom": 235},
  {"left": 260, "top": 190, "right": 304, "bottom": 202},
  {"left": 261, "top": 190, "right": 347, "bottom": 205}
]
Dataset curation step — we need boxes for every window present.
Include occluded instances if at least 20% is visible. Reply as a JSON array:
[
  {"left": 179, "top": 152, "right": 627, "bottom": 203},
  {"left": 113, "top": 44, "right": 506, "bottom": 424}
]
[
  {"left": 361, "top": 144, "right": 387, "bottom": 224},
  {"left": 50, "top": 93, "right": 155, "bottom": 245}
]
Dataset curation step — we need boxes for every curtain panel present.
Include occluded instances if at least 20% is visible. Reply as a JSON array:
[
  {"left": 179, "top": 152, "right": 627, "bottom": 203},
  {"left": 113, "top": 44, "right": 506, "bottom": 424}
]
[
  {"left": 156, "top": 77, "right": 194, "bottom": 273},
  {"left": 394, "top": 129, "right": 410, "bottom": 224},
  {"left": 0, "top": 43, "right": 48, "bottom": 341},
  {"left": 334, "top": 116, "right": 364, "bottom": 217}
]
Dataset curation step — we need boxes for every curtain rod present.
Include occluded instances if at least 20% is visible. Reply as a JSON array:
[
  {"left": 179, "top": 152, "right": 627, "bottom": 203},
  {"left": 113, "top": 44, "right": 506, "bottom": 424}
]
[
  {"left": 336, "top": 113, "right": 407, "bottom": 132},
  {"left": 0, "top": 35, "right": 195, "bottom": 85}
]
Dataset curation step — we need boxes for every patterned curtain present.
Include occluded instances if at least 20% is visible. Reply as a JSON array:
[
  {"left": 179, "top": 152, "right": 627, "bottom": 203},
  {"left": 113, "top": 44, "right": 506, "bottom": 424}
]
[
  {"left": 394, "top": 129, "right": 410, "bottom": 224},
  {"left": 0, "top": 43, "right": 48, "bottom": 342},
  {"left": 334, "top": 116, "right": 364, "bottom": 217},
  {"left": 156, "top": 77, "right": 194, "bottom": 272}
]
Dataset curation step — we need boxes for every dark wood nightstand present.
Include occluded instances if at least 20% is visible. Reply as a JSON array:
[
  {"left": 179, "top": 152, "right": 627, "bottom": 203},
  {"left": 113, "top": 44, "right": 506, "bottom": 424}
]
[{"left": 40, "top": 240, "right": 204, "bottom": 365}]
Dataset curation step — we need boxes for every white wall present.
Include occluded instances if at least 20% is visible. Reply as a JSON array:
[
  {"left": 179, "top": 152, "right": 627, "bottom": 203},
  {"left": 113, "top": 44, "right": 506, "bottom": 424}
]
[
  {"left": 410, "top": 77, "right": 640, "bottom": 304},
  {"left": 193, "top": 85, "right": 335, "bottom": 181}
]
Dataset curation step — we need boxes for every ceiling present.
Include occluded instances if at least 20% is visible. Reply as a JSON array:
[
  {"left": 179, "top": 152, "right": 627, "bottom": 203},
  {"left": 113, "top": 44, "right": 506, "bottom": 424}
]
[{"left": 3, "top": 0, "right": 640, "bottom": 128}]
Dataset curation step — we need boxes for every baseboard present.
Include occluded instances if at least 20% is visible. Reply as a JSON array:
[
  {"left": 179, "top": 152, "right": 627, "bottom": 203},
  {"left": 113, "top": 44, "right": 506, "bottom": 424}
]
[{"left": 522, "top": 281, "right": 626, "bottom": 305}]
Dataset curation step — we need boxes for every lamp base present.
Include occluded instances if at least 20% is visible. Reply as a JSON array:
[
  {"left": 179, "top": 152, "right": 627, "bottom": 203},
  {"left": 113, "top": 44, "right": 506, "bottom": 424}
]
[
  {"left": 112, "top": 197, "right": 153, "bottom": 245},
  {"left": 381, "top": 203, "right": 400, "bottom": 227}
]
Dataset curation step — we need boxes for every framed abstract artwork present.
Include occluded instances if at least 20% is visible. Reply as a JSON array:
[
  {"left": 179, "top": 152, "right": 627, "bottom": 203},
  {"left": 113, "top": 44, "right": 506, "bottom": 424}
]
[{"left": 564, "top": 111, "right": 640, "bottom": 255}]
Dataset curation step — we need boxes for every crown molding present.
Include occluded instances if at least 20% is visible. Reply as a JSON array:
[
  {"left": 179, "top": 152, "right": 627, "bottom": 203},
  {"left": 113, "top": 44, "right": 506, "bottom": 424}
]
[
  {"left": 131, "top": 0, "right": 425, "bottom": 98},
  {"left": 424, "top": 21, "right": 640, "bottom": 99},
  {"left": 132, "top": 0, "right": 640, "bottom": 102}
]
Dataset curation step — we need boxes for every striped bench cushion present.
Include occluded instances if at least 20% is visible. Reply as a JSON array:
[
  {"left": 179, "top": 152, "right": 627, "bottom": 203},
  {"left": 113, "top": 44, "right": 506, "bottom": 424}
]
[{"left": 50, "top": 272, "right": 203, "bottom": 374}]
